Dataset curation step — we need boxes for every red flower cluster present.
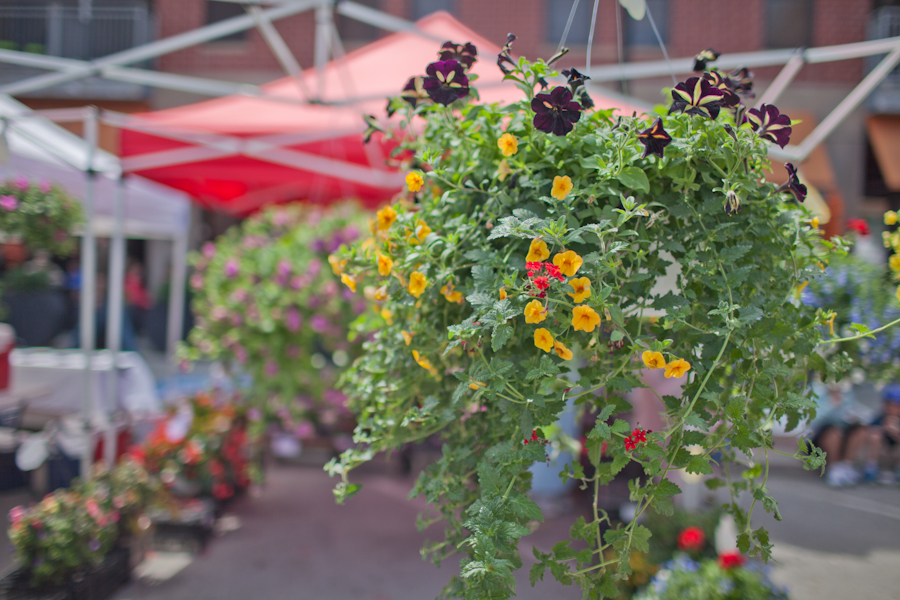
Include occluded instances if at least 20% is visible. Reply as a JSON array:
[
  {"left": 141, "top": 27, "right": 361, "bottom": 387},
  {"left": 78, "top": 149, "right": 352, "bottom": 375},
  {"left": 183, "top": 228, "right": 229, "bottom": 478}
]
[
  {"left": 677, "top": 526, "right": 706, "bottom": 552},
  {"left": 523, "top": 429, "right": 539, "bottom": 445},
  {"left": 623, "top": 427, "right": 650, "bottom": 451},
  {"left": 526, "top": 261, "right": 565, "bottom": 298},
  {"left": 846, "top": 218, "right": 870, "bottom": 237},
  {"left": 717, "top": 551, "right": 746, "bottom": 570}
]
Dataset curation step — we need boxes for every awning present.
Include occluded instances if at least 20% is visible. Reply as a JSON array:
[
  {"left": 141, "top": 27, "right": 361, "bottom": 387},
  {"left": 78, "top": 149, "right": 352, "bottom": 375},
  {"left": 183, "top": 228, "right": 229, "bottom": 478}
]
[{"left": 867, "top": 114, "right": 900, "bottom": 192}]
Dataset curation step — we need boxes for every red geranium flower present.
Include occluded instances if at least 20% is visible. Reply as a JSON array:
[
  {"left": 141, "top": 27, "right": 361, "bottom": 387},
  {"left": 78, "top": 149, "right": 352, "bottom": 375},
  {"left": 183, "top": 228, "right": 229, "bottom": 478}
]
[
  {"left": 718, "top": 551, "right": 745, "bottom": 570},
  {"left": 846, "top": 218, "right": 870, "bottom": 237},
  {"left": 677, "top": 526, "right": 706, "bottom": 552}
]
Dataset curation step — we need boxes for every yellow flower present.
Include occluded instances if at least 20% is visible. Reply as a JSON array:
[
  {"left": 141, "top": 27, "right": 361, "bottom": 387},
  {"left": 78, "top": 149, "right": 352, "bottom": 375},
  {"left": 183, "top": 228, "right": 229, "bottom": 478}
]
[
  {"left": 499, "top": 287, "right": 508, "bottom": 300},
  {"left": 572, "top": 305, "right": 601, "bottom": 332},
  {"left": 551, "top": 175, "right": 573, "bottom": 200},
  {"left": 498, "top": 159, "right": 513, "bottom": 182},
  {"left": 534, "top": 328, "right": 554, "bottom": 353},
  {"left": 664, "top": 358, "right": 691, "bottom": 379},
  {"left": 381, "top": 308, "right": 393, "bottom": 324},
  {"left": 407, "top": 220, "right": 433, "bottom": 245},
  {"left": 896, "top": 285, "right": 900, "bottom": 303},
  {"left": 377, "top": 253, "right": 393, "bottom": 276},
  {"left": 526, "top": 238, "right": 550, "bottom": 262},
  {"left": 884, "top": 231, "right": 892, "bottom": 249},
  {"left": 886, "top": 211, "right": 898, "bottom": 226},
  {"left": 407, "top": 271, "right": 428, "bottom": 298},
  {"left": 553, "top": 250, "right": 583, "bottom": 277},
  {"left": 497, "top": 133, "right": 518, "bottom": 157},
  {"left": 376, "top": 206, "right": 397, "bottom": 231},
  {"left": 328, "top": 255, "right": 347, "bottom": 276},
  {"left": 810, "top": 217, "right": 819, "bottom": 229},
  {"left": 401, "top": 330, "right": 414, "bottom": 346},
  {"left": 412, "top": 350, "right": 432, "bottom": 371},
  {"left": 406, "top": 172, "right": 424, "bottom": 192},
  {"left": 554, "top": 340, "right": 573, "bottom": 360},
  {"left": 524, "top": 299, "right": 547, "bottom": 324},
  {"left": 641, "top": 351, "right": 666, "bottom": 369},
  {"left": 441, "top": 285, "right": 464, "bottom": 303},
  {"left": 469, "top": 381, "right": 485, "bottom": 390},
  {"left": 824, "top": 311, "right": 836, "bottom": 336},
  {"left": 890, "top": 255, "right": 900, "bottom": 274},
  {"left": 567, "top": 277, "right": 591, "bottom": 303},
  {"left": 374, "top": 286, "right": 388, "bottom": 301},
  {"left": 340, "top": 273, "right": 357, "bottom": 293}
]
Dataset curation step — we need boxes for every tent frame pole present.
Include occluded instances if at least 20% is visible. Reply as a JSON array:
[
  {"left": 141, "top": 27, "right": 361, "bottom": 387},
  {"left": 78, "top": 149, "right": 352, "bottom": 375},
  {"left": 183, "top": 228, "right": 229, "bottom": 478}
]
[
  {"left": 167, "top": 232, "right": 189, "bottom": 359},
  {"left": 247, "top": 6, "right": 311, "bottom": 100},
  {"left": 79, "top": 106, "right": 99, "bottom": 479},
  {"left": 103, "top": 174, "right": 127, "bottom": 466}
]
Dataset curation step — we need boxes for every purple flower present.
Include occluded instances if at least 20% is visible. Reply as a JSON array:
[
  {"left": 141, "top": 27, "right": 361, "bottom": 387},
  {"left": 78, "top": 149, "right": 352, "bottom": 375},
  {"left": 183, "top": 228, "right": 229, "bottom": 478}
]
[
  {"left": 285, "top": 306, "right": 302, "bottom": 332},
  {"left": 13, "top": 176, "right": 29, "bottom": 190},
  {"left": 277, "top": 259, "right": 292, "bottom": 280},
  {"left": 307, "top": 258, "right": 322, "bottom": 279},
  {"left": 39, "top": 180, "right": 52, "bottom": 193},
  {"left": 497, "top": 33, "right": 517, "bottom": 75},
  {"left": 224, "top": 258, "right": 239, "bottom": 278},
  {"left": 561, "top": 68, "right": 590, "bottom": 93},
  {"left": 531, "top": 87, "right": 582, "bottom": 136},
  {"left": 702, "top": 71, "right": 740, "bottom": 107},
  {"left": 290, "top": 275, "right": 305, "bottom": 290},
  {"left": 423, "top": 60, "right": 470, "bottom": 106},
  {"left": 776, "top": 163, "right": 807, "bottom": 203},
  {"left": 310, "top": 315, "right": 328, "bottom": 332},
  {"left": 728, "top": 67, "right": 754, "bottom": 97},
  {"left": 671, "top": 76, "right": 726, "bottom": 119},
  {"left": 232, "top": 288, "right": 248, "bottom": 302},
  {"left": 295, "top": 421, "right": 314, "bottom": 439},
  {"left": 310, "top": 238, "right": 327, "bottom": 253},
  {"left": 248, "top": 408, "right": 262, "bottom": 421},
  {"left": 89, "top": 539, "right": 101, "bottom": 552},
  {"left": 234, "top": 345, "right": 247, "bottom": 365},
  {"left": 202, "top": 242, "right": 216, "bottom": 258},
  {"left": 637, "top": 118, "right": 672, "bottom": 159},
  {"left": 692, "top": 48, "right": 720, "bottom": 72},
  {"left": 746, "top": 104, "right": 792, "bottom": 148},
  {"left": 0, "top": 195, "right": 18, "bottom": 211},
  {"left": 265, "top": 359, "right": 279, "bottom": 377},
  {"left": 400, "top": 76, "right": 429, "bottom": 108},
  {"left": 307, "top": 295, "right": 320, "bottom": 309},
  {"left": 438, "top": 41, "right": 478, "bottom": 71},
  {"left": 287, "top": 345, "right": 300, "bottom": 359}
]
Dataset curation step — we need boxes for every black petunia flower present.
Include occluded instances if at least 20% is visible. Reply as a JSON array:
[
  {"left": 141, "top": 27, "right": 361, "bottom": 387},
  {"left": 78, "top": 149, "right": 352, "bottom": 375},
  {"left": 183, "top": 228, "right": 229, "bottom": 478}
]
[
  {"left": 531, "top": 86, "right": 582, "bottom": 136},
  {"left": 776, "top": 163, "right": 807, "bottom": 203},
  {"left": 562, "top": 67, "right": 590, "bottom": 92},
  {"left": 577, "top": 88, "right": 594, "bottom": 110},
  {"left": 703, "top": 71, "right": 740, "bottom": 107},
  {"left": 693, "top": 48, "right": 720, "bottom": 72},
  {"left": 401, "top": 76, "right": 429, "bottom": 108},
  {"left": 637, "top": 118, "right": 672, "bottom": 159},
  {"left": 438, "top": 41, "right": 477, "bottom": 71},
  {"left": 746, "top": 104, "right": 792, "bottom": 148},
  {"left": 497, "top": 33, "right": 517, "bottom": 75},
  {"left": 728, "top": 67, "right": 754, "bottom": 97},
  {"left": 724, "top": 190, "right": 742, "bottom": 214},
  {"left": 423, "top": 60, "right": 470, "bottom": 106},
  {"left": 671, "top": 76, "right": 726, "bottom": 119}
]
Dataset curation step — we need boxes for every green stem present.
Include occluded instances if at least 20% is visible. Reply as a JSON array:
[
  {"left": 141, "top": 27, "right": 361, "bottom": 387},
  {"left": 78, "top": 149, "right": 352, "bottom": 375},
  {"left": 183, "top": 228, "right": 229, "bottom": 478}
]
[{"left": 822, "top": 316, "right": 900, "bottom": 345}]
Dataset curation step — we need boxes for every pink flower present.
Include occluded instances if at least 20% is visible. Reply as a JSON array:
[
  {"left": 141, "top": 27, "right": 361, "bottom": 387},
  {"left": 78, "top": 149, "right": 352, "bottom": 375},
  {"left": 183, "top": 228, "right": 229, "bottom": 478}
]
[
  {"left": 224, "top": 258, "right": 240, "bottom": 278},
  {"left": 13, "top": 176, "right": 29, "bottom": 189},
  {"left": 0, "top": 195, "right": 18, "bottom": 211},
  {"left": 265, "top": 359, "right": 278, "bottom": 377},
  {"left": 295, "top": 421, "right": 315, "bottom": 439},
  {"left": 39, "top": 180, "right": 52, "bottom": 193},
  {"left": 86, "top": 499, "right": 100, "bottom": 519},
  {"left": 8, "top": 506, "right": 24, "bottom": 525},
  {"left": 202, "top": 242, "right": 216, "bottom": 258},
  {"left": 285, "top": 306, "right": 302, "bottom": 332}
]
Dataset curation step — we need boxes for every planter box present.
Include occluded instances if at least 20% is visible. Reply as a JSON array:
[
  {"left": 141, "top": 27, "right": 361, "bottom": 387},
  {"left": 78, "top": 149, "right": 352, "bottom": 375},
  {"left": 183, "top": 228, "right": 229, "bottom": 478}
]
[
  {"left": 148, "top": 498, "right": 215, "bottom": 554},
  {"left": 0, "top": 547, "right": 130, "bottom": 600}
]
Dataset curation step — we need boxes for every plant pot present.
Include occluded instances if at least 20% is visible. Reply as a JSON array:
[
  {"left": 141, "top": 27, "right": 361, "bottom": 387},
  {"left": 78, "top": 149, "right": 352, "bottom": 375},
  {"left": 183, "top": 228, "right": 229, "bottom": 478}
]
[
  {"left": 148, "top": 498, "right": 215, "bottom": 554},
  {"left": 1, "top": 241, "right": 27, "bottom": 269},
  {"left": 0, "top": 547, "right": 130, "bottom": 600}
]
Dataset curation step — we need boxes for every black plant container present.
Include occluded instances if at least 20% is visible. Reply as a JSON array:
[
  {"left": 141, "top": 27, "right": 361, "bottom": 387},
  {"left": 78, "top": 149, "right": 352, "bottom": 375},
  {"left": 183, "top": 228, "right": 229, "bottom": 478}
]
[{"left": 0, "top": 547, "right": 130, "bottom": 600}]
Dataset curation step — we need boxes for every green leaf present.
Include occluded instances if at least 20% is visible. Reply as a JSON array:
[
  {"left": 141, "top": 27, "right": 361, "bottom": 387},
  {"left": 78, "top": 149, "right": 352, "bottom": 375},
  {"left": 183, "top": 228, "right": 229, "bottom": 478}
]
[
  {"left": 630, "top": 524, "right": 652, "bottom": 554},
  {"left": 492, "top": 324, "right": 513, "bottom": 352},
  {"left": 617, "top": 166, "right": 650, "bottom": 194},
  {"left": 508, "top": 493, "right": 544, "bottom": 523}
]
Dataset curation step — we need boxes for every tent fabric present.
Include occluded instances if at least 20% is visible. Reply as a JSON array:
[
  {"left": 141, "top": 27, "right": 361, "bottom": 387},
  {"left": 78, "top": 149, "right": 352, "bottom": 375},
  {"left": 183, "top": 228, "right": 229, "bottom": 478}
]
[
  {"left": 866, "top": 115, "right": 900, "bottom": 193},
  {"left": 118, "top": 12, "right": 641, "bottom": 215}
]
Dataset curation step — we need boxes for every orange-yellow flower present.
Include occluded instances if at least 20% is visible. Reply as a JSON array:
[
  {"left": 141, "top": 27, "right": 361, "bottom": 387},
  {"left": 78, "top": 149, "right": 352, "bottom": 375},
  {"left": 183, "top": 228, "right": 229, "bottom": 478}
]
[
  {"left": 441, "top": 285, "right": 464, "bottom": 303},
  {"left": 551, "top": 175, "right": 573, "bottom": 200},
  {"left": 554, "top": 340, "right": 573, "bottom": 360},
  {"left": 374, "top": 286, "right": 388, "bottom": 301},
  {"left": 401, "top": 330, "right": 414, "bottom": 346},
  {"left": 469, "top": 381, "right": 485, "bottom": 390},
  {"left": 641, "top": 350, "right": 666, "bottom": 369},
  {"left": 414, "top": 220, "right": 432, "bottom": 243},
  {"left": 885, "top": 211, "right": 898, "bottom": 226},
  {"left": 526, "top": 238, "right": 550, "bottom": 262},
  {"left": 499, "top": 287, "right": 508, "bottom": 300},
  {"left": 381, "top": 308, "right": 393, "bottom": 324},
  {"left": 553, "top": 250, "right": 583, "bottom": 277},
  {"left": 406, "top": 172, "right": 424, "bottom": 192},
  {"left": 568, "top": 277, "right": 591, "bottom": 303},
  {"left": 498, "top": 158, "right": 512, "bottom": 182},
  {"left": 824, "top": 312, "right": 836, "bottom": 336},
  {"left": 407, "top": 271, "right": 428, "bottom": 298},
  {"left": 497, "top": 133, "right": 518, "bottom": 157},
  {"left": 340, "top": 273, "right": 357, "bottom": 293},
  {"left": 524, "top": 299, "right": 547, "bottom": 324},
  {"left": 534, "top": 328, "right": 554, "bottom": 353},
  {"left": 890, "top": 255, "right": 900, "bottom": 274},
  {"left": 810, "top": 217, "right": 819, "bottom": 229},
  {"left": 377, "top": 253, "right": 393, "bottom": 276},
  {"left": 328, "top": 255, "right": 347, "bottom": 276},
  {"left": 572, "top": 305, "right": 601, "bottom": 332},
  {"left": 664, "top": 358, "right": 691, "bottom": 379},
  {"left": 412, "top": 350, "right": 432, "bottom": 371},
  {"left": 376, "top": 206, "right": 397, "bottom": 231}
]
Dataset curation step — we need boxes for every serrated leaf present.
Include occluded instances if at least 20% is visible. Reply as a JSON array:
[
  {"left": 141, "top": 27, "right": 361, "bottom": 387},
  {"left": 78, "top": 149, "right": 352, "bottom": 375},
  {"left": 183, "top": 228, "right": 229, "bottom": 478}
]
[
  {"left": 492, "top": 324, "right": 513, "bottom": 352},
  {"left": 507, "top": 493, "right": 544, "bottom": 523}
]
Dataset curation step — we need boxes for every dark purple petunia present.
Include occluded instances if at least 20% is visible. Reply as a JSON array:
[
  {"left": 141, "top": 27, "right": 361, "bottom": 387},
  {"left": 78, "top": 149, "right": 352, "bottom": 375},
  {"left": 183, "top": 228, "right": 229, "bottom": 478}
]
[
  {"left": 637, "top": 118, "right": 672, "bottom": 159},
  {"left": 776, "top": 163, "right": 807, "bottom": 203},
  {"left": 693, "top": 48, "right": 720, "bottom": 72},
  {"left": 671, "top": 76, "right": 726, "bottom": 119},
  {"left": 728, "top": 67, "right": 754, "bottom": 97},
  {"left": 562, "top": 67, "right": 590, "bottom": 92},
  {"left": 724, "top": 190, "right": 742, "bottom": 214},
  {"left": 400, "top": 76, "right": 429, "bottom": 108},
  {"left": 531, "top": 86, "right": 582, "bottom": 136},
  {"left": 703, "top": 71, "right": 740, "bottom": 107},
  {"left": 438, "top": 41, "right": 477, "bottom": 71},
  {"left": 746, "top": 104, "right": 792, "bottom": 148},
  {"left": 423, "top": 60, "right": 470, "bottom": 106},
  {"left": 577, "top": 88, "right": 594, "bottom": 110},
  {"left": 497, "top": 33, "right": 517, "bottom": 75}
]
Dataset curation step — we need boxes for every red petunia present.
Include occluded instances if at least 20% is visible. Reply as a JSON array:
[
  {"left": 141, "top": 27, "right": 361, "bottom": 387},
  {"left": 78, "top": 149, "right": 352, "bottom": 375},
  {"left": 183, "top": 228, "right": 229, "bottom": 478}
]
[
  {"left": 677, "top": 526, "right": 706, "bottom": 552},
  {"left": 846, "top": 218, "right": 870, "bottom": 237},
  {"left": 718, "top": 551, "right": 745, "bottom": 570}
]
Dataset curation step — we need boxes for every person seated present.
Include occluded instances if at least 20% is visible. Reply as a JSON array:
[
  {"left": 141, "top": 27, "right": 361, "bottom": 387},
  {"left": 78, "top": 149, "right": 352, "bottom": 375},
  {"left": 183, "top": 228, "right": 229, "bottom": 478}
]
[
  {"left": 807, "top": 379, "right": 868, "bottom": 487},
  {"left": 863, "top": 385, "right": 900, "bottom": 484}
]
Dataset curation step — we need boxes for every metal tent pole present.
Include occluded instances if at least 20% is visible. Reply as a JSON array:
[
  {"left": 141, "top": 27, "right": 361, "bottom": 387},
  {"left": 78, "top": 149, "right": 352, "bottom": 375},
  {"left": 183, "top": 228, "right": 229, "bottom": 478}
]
[
  {"left": 314, "top": 3, "right": 333, "bottom": 101},
  {"left": 166, "top": 232, "right": 189, "bottom": 359},
  {"left": 103, "top": 174, "right": 127, "bottom": 466},
  {"left": 79, "top": 106, "right": 99, "bottom": 479}
]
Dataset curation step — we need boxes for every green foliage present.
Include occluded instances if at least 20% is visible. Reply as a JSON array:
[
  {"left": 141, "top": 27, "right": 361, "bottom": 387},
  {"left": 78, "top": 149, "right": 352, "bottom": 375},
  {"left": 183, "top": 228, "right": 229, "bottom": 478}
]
[
  {"left": 0, "top": 177, "right": 83, "bottom": 255},
  {"left": 634, "top": 554, "right": 789, "bottom": 600},
  {"left": 329, "top": 53, "right": 840, "bottom": 599}
]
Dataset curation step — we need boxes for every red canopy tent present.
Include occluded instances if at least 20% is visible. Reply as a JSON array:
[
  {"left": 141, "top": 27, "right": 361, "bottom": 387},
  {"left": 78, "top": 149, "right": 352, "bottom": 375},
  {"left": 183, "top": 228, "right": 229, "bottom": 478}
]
[{"left": 117, "top": 12, "right": 640, "bottom": 214}]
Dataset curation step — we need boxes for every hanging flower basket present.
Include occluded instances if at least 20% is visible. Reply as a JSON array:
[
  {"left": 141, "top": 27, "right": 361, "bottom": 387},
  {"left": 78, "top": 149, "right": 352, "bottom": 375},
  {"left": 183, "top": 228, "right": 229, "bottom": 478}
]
[{"left": 0, "top": 177, "right": 84, "bottom": 256}]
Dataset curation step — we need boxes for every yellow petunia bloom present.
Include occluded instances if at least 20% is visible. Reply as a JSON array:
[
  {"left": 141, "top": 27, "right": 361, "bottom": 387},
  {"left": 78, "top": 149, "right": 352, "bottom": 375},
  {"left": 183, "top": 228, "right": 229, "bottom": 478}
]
[
  {"left": 526, "top": 238, "right": 550, "bottom": 262},
  {"left": 572, "top": 305, "right": 601, "bottom": 332},
  {"left": 377, "top": 253, "right": 393, "bottom": 276},
  {"left": 553, "top": 250, "right": 583, "bottom": 277},
  {"left": 328, "top": 255, "right": 347, "bottom": 276},
  {"left": 884, "top": 231, "right": 893, "bottom": 249},
  {"left": 554, "top": 340, "right": 574, "bottom": 360},
  {"left": 406, "top": 172, "right": 424, "bottom": 192},
  {"left": 407, "top": 271, "right": 428, "bottom": 298},
  {"left": 551, "top": 175, "right": 573, "bottom": 200},
  {"left": 534, "top": 328, "right": 554, "bottom": 353},
  {"left": 886, "top": 211, "right": 898, "bottom": 226},
  {"left": 497, "top": 133, "right": 519, "bottom": 157},
  {"left": 340, "top": 273, "right": 357, "bottom": 293},
  {"left": 469, "top": 381, "right": 485, "bottom": 390},
  {"left": 824, "top": 311, "right": 836, "bottom": 336},
  {"left": 412, "top": 350, "right": 432, "bottom": 371},
  {"left": 381, "top": 308, "right": 393, "bottom": 324},
  {"left": 376, "top": 206, "right": 397, "bottom": 231},
  {"left": 890, "top": 255, "right": 900, "bottom": 274},
  {"left": 499, "top": 287, "right": 508, "bottom": 300},
  {"left": 374, "top": 286, "right": 389, "bottom": 301},
  {"left": 498, "top": 159, "right": 512, "bottom": 182},
  {"left": 441, "top": 285, "right": 464, "bottom": 303},
  {"left": 567, "top": 277, "right": 591, "bottom": 303},
  {"left": 401, "top": 330, "right": 414, "bottom": 346},
  {"left": 810, "top": 217, "right": 819, "bottom": 229},
  {"left": 641, "top": 350, "right": 666, "bottom": 369},
  {"left": 524, "top": 299, "right": 547, "bottom": 324},
  {"left": 664, "top": 358, "right": 691, "bottom": 379}
]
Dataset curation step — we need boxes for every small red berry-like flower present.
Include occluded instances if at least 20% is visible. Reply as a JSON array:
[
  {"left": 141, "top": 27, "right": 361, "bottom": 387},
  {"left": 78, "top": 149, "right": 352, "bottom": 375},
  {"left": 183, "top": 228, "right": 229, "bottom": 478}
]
[
  {"left": 632, "top": 427, "right": 647, "bottom": 443},
  {"left": 718, "top": 551, "right": 745, "bottom": 570},
  {"left": 526, "top": 261, "right": 543, "bottom": 272},
  {"left": 846, "top": 218, "right": 870, "bottom": 237},
  {"left": 532, "top": 276, "right": 550, "bottom": 291},
  {"left": 624, "top": 436, "right": 636, "bottom": 451},
  {"left": 544, "top": 263, "right": 564, "bottom": 281},
  {"left": 677, "top": 526, "right": 706, "bottom": 552}
]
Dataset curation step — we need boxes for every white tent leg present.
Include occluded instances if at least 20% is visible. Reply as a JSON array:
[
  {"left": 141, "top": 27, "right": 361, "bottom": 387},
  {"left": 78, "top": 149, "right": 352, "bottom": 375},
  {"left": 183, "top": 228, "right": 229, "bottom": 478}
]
[
  {"left": 314, "top": 4, "right": 332, "bottom": 101},
  {"left": 167, "top": 232, "right": 189, "bottom": 360},
  {"left": 79, "top": 107, "right": 99, "bottom": 479},
  {"left": 103, "top": 175, "right": 127, "bottom": 466}
]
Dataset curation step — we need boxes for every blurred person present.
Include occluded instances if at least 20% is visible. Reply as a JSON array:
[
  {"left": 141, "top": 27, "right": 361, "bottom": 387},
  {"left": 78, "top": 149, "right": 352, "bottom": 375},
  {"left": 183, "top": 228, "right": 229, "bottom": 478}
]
[
  {"left": 863, "top": 385, "right": 900, "bottom": 484},
  {"left": 124, "top": 259, "right": 152, "bottom": 334},
  {"left": 807, "top": 378, "right": 869, "bottom": 487}
]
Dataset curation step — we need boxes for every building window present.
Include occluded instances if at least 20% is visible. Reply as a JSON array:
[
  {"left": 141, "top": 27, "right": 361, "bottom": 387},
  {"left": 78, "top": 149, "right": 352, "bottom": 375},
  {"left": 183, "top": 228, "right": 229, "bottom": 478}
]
[
  {"left": 411, "top": 0, "right": 455, "bottom": 20},
  {"left": 337, "top": 0, "right": 380, "bottom": 43},
  {"left": 765, "top": 0, "right": 814, "bottom": 48},
  {"left": 545, "top": 0, "right": 594, "bottom": 45},
  {"left": 206, "top": 0, "right": 246, "bottom": 42},
  {"left": 624, "top": 0, "right": 669, "bottom": 48}
]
